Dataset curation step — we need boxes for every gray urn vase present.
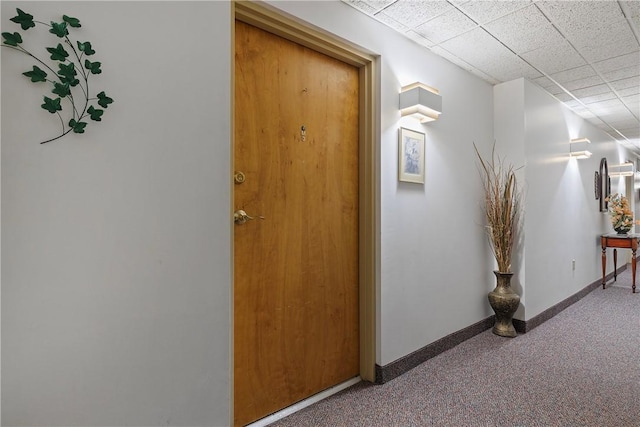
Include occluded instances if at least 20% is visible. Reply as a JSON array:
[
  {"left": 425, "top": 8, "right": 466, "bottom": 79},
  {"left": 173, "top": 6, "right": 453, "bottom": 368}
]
[{"left": 488, "top": 271, "right": 520, "bottom": 337}]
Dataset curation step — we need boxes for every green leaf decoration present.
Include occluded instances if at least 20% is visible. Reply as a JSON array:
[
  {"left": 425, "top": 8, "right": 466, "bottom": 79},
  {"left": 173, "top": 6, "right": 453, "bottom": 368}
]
[
  {"left": 49, "top": 21, "right": 68, "bottom": 38},
  {"left": 22, "top": 66, "right": 48, "bottom": 82},
  {"left": 46, "top": 43, "right": 69, "bottom": 61},
  {"left": 4, "top": 10, "right": 113, "bottom": 144},
  {"left": 97, "top": 91, "right": 113, "bottom": 108},
  {"left": 62, "top": 15, "right": 81, "bottom": 28},
  {"left": 84, "top": 59, "right": 102, "bottom": 75},
  {"left": 52, "top": 82, "right": 70, "bottom": 97},
  {"left": 10, "top": 9, "right": 35, "bottom": 31},
  {"left": 69, "top": 119, "right": 87, "bottom": 133},
  {"left": 57, "top": 62, "right": 79, "bottom": 86},
  {"left": 77, "top": 41, "right": 95, "bottom": 56},
  {"left": 2, "top": 31, "right": 22, "bottom": 46},
  {"left": 87, "top": 105, "right": 104, "bottom": 121},
  {"left": 41, "top": 96, "right": 62, "bottom": 114}
]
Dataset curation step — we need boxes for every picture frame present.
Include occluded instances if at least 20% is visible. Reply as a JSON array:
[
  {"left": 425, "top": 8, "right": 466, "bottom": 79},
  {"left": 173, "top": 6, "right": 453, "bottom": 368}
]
[{"left": 398, "top": 127, "right": 426, "bottom": 184}]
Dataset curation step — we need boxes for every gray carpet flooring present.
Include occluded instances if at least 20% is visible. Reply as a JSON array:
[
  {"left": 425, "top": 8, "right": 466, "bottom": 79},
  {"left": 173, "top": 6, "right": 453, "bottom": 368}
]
[{"left": 270, "top": 268, "right": 640, "bottom": 426}]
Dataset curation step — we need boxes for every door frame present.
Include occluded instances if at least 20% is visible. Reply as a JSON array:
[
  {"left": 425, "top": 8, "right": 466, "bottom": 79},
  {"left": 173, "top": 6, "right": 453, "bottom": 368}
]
[{"left": 231, "top": 0, "right": 378, "bottom": 420}]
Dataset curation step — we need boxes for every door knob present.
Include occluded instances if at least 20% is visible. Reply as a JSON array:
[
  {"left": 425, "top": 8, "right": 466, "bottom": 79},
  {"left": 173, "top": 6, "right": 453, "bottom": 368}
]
[{"left": 234, "top": 209, "right": 265, "bottom": 225}]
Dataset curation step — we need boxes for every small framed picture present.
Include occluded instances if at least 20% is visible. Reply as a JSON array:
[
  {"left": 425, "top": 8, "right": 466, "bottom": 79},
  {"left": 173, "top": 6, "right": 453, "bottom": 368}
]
[{"left": 398, "top": 127, "right": 426, "bottom": 184}]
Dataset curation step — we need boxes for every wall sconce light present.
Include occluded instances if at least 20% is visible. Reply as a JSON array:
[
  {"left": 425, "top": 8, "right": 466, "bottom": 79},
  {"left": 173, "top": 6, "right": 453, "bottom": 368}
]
[
  {"left": 399, "top": 82, "right": 442, "bottom": 123},
  {"left": 609, "top": 162, "right": 635, "bottom": 177},
  {"left": 569, "top": 137, "right": 592, "bottom": 159}
]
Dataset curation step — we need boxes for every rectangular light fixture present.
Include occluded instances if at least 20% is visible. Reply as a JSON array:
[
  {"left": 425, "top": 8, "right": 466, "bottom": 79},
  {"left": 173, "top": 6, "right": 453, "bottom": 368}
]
[
  {"left": 609, "top": 162, "right": 635, "bottom": 177},
  {"left": 569, "top": 137, "right": 591, "bottom": 159},
  {"left": 399, "top": 82, "right": 442, "bottom": 123}
]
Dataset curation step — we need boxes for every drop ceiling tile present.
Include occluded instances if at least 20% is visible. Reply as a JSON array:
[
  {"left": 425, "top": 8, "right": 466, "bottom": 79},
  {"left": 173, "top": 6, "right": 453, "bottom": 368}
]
[
  {"left": 538, "top": 1, "right": 627, "bottom": 39},
  {"left": 532, "top": 76, "right": 556, "bottom": 89},
  {"left": 375, "top": 12, "right": 411, "bottom": 33},
  {"left": 593, "top": 108, "right": 633, "bottom": 121},
  {"left": 572, "top": 84, "right": 612, "bottom": 98},
  {"left": 342, "top": 0, "right": 378, "bottom": 15},
  {"left": 578, "top": 37, "right": 639, "bottom": 63},
  {"left": 545, "top": 84, "right": 566, "bottom": 96},
  {"left": 619, "top": 86, "right": 640, "bottom": 97},
  {"left": 438, "top": 27, "right": 542, "bottom": 81},
  {"left": 415, "top": 8, "right": 478, "bottom": 44},
  {"left": 586, "top": 116, "right": 606, "bottom": 127},
  {"left": 622, "top": 98, "right": 640, "bottom": 116},
  {"left": 602, "top": 65, "right": 640, "bottom": 83},
  {"left": 485, "top": 58, "right": 542, "bottom": 82},
  {"left": 574, "top": 21, "right": 637, "bottom": 49},
  {"left": 456, "top": 0, "right": 531, "bottom": 24},
  {"left": 521, "top": 39, "right": 586, "bottom": 74},
  {"left": 484, "top": 5, "right": 564, "bottom": 55},
  {"left": 610, "top": 119, "right": 640, "bottom": 131},
  {"left": 429, "top": 46, "right": 500, "bottom": 84},
  {"left": 358, "top": 0, "right": 396, "bottom": 12},
  {"left": 594, "top": 110, "right": 632, "bottom": 121},
  {"left": 549, "top": 65, "right": 596, "bottom": 84},
  {"left": 579, "top": 92, "right": 618, "bottom": 105},
  {"left": 563, "top": 99, "right": 581, "bottom": 108},
  {"left": 621, "top": 1, "right": 640, "bottom": 18},
  {"left": 562, "top": 75, "right": 605, "bottom": 91},
  {"left": 623, "top": 94, "right": 640, "bottom": 106},
  {"left": 593, "top": 52, "right": 640, "bottom": 74},
  {"left": 382, "top": 0, "right": 453, "bottom": 28},
  {"left": 611, "top": 76, "right": 640, "bottom": 91},
  {"left": 620, "top": 128, "right": 640, "bottom": 138},
  {"left": 438, "top": 27, "right": 511, "bottom": 66},
  {"left": 574, "top": 109, "right": 597, "bottom": 120},
  {"left": 588, "top": 98, "right": 625, "bottom": 110},
  {"left": 554, "top": 93, "right": 574, "bottom": 102},
  {"left": 404, "top": 30, "right": 435, "bottom": 48},
  {"left": 607, "top": 109, "right": 639, "bottom": 122}
]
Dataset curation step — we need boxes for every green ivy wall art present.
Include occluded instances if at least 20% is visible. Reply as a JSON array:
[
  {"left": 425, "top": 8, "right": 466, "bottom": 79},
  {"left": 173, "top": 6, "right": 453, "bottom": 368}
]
[{"left": 2, "top": 8, "right": 114, "bottom": 144}]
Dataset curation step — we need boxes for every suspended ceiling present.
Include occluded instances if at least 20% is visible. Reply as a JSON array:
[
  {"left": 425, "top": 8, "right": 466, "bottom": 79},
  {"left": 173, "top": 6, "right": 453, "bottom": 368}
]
[{"left": 342, "top": 0, "right": 640, "bottom": 152}]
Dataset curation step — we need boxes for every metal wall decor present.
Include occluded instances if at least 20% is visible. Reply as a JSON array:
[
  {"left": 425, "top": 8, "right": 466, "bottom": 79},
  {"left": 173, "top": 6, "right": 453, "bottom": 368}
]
[
  {"left": 1, "top": 8, "right": 114, "bottom": 144},
  {"left": 596, "top": 157, "right": 610, "bottom": 212}
]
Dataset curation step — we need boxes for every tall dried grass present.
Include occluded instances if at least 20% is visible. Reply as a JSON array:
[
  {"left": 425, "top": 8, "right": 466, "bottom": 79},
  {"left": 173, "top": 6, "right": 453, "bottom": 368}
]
[{"left": 474, "top": 143, "right": 522, "bottom": 273}]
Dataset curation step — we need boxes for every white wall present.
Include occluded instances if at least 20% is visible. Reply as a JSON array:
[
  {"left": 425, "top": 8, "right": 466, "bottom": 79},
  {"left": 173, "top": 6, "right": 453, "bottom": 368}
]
[
  {"left": 4, "top": 1, "right": 631, "bottom": 426},
  {"left": 1, "top": 2, "right": 231, "bottom": 425},
  {"left": 495, "top": 78, "right": 633, "bottom": 320}
]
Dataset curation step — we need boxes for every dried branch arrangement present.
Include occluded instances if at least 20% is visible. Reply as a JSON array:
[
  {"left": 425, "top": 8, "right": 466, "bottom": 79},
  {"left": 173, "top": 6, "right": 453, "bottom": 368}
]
[{"left": 474, "top": 143, "right": 522, "bottom": 273}]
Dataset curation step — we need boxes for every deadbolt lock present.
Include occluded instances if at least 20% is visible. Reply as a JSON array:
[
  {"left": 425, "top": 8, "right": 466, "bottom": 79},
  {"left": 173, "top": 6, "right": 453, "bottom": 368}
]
[{"left": 234, "top": 171, "right": 246, "bottom": 184}]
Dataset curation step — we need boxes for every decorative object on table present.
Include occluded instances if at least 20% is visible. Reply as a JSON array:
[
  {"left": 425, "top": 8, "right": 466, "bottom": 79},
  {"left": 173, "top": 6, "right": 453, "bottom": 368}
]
[
  {"left": 474, "top": 143, "right": 522, "bottom": 337},
  {"left": 605, "top": 193, "right": 634, "bottom": 234},
  {"left": 398, "top": 127, "right": 425, "bottom": 184},
  {"left": 1, "top": 8, "right": 114, "bottom": 144}
]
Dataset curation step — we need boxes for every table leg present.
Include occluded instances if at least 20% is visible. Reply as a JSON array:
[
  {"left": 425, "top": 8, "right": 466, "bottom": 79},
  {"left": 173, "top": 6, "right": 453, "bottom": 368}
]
[
  {"left": 602, "top": 243, "right": 606, "bottom": 289},
  {"left": 633, "top": 249, "right": 637, "bottom": 293},
  {"left": 614, "top": 248, "right": 618, "bottom": 281}
]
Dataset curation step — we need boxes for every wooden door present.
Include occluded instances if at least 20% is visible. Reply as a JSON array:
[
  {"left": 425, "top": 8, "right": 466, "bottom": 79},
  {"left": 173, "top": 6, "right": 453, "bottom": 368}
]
[{"left": 234, "top": 21, "right": 360, "bottom": 426}]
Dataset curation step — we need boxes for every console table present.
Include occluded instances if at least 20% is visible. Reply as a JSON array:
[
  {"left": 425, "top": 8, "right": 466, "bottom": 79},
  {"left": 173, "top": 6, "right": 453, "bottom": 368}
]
[{"left": 601, "top": 233, "right": 639, "bottom": 293}]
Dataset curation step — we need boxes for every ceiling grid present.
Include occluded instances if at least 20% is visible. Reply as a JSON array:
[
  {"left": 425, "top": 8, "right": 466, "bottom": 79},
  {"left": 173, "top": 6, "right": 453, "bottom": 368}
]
[{"left": 343, "top": 0, "right": 640, "bottom": 151}]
